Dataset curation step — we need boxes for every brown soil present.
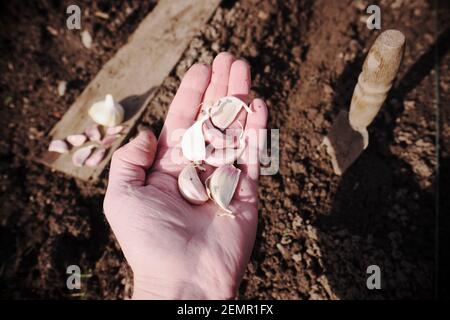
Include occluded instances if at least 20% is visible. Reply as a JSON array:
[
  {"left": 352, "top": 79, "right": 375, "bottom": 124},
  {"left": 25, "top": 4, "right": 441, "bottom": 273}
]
[{"left": 0, "top": 0, "right": 448, "bottom": 299}]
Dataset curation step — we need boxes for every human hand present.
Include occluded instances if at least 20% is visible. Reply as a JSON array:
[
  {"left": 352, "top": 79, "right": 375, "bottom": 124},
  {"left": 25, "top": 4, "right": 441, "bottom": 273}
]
[{"left": 103, "top": 52, "right": 268, "bottom": 299}]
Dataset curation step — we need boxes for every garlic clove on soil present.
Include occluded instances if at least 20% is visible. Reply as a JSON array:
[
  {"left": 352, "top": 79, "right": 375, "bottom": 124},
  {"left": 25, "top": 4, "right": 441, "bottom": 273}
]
[
  {"left": 205, "top": 164, "right": 241, "bottom": 216},
  {"left": 178, "top": 164, "right": 209, "bottom": 205},
  {"left": 66, "top": 134, "right": 87, "bottom": 146},
  {"left": 88, "top": 94, "right": 124, "bottom": 127},
  {"left": 85, "top": 124, "right": 102, "bottom": 142},
  {"left": 210, "top": 96, "right": 252, "bottom": 130},
  {"left": 48, "top": 139, "right": 69, "bottom": 153},
  {"left": 72, "top": 145, "right": 95, "bottom": 167},
  {"left": 181, "top": 113, "right": 209, "bottom": 162},
  {"left": 85, "top": 147, "right": 106, "bottom": 167}
]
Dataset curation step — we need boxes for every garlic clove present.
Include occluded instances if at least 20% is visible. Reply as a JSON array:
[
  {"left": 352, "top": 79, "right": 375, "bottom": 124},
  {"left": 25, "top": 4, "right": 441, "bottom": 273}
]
[
  {"left": 66, "top": 134, "right": 87, "bottom": 146},
  {"left": 205, "top": 164, "right": 241, "bottom": 215},
  {"left": 204, "top": 144, "right": 246, "bottom": 167},
  {"left": 72, "top": 145, "right": 95, "bottom": 167},
  {"left": 88, "top": 94, "right": 124, "bottom": 127},
  {"left": 101, "top": 134, "right": 119, "bottom": 148},
  {"left": 210, "top": 96, "right": 252, "bottom": 130},
  {"left": 85, "top": 147, "right": 106, "bottom": 167},
  {"left": 181, "top": 114, "right": 209, "bottom": 162},
  {"left": 85, "top": 124, "right": 102, "bottom": 142},
  {"left": 203, "top": 118, "right": 242, "bottom": 149},
  {"left": 48, "top": 139, "right": 69, "bottom": 153},
  {"left": 178, "top": 164, "right": 209, "bottom": 205},
  {"left": 106, "top": 125, "right": 124, "bottom": 135}
]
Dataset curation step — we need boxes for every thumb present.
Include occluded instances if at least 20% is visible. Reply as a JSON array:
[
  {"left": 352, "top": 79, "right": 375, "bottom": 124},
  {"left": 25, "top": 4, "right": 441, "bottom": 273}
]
[{"left": 108, "top": 129, "right": 157, "bottom": 188}]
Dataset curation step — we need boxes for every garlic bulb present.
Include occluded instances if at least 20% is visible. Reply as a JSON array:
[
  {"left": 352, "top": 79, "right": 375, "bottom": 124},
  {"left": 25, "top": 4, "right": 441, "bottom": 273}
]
[
  {"left": 205, "top": 164, "right": 241, "bottom": 216},
  {"left": 88, "top": 94, "right": 124, "bottom": 127},
  {"left": 178, "top": 165, "right": 209, "bottom": 205}
]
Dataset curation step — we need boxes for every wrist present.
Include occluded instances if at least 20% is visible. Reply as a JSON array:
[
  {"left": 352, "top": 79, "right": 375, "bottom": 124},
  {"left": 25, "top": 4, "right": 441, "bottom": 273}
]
[{"left": 132, "top": 275, "right": 236, "bottom": 300}]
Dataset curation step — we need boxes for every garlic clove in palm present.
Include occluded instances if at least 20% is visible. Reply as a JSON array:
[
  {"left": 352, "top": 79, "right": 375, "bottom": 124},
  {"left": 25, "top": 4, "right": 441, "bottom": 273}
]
[
  {"left": 67, "top": 134, "right": 87, "bottom": 146},
  {"left": 203, "top": 117, "right": 242, "bottom": 150},
  {"left": 48, "top": 139, "right": 69, "bottom": 153},
  {"left": 205, "top": 164, "right": 241, "bottom": 216},
  {"left": 181, "top": 113, "right": 209, "bottom": 162},
  {"left": 88, "top": 94, "right": 124, "bottom": 127},
  {"left": 72, "top": 145, "right": 95, "bottom": 167},
  {"left": 210, "top": 96, "right": 252, "bottom": 130},
  {"left": 178, "top": 164, "right": 209, "bottom": 205},
  {"left": 204, "top": 126, "right": 246, "bottom": 167},
  {"left": 204, "top": 141, "right": 246, "bottom": 167}
]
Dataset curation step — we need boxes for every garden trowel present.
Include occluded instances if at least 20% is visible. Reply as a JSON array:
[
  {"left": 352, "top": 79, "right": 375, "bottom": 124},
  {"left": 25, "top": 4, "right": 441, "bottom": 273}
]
[{"left": 322, "top": 29, "right": 405, "bottom": 175}]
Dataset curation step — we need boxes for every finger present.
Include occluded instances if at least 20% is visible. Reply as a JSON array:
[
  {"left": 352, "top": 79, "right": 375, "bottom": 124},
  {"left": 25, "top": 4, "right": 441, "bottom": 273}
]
[
  {"left": 236, "top": 99, "right": 268, "bottom": 199},
  {"left": 108, "top": 129, "right": 157, "bottom": 188},
  {"left": 227, "top": 59, "right": 251, "bottom": 129},
  {"left": 159, "top": 63, "right": 211, "bottom": 148},
  {"left": 203, "top": 52, "right": 235, "bottom": 106}
]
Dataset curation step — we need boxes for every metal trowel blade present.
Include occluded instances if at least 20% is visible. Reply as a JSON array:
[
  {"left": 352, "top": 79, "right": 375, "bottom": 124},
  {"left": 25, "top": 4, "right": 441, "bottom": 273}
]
[{"left": 322, "top": 111, "right": 368, "bottom": 175}]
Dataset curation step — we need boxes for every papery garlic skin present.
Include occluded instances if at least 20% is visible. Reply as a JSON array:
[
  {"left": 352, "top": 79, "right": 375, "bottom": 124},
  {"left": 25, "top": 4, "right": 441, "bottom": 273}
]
[
  {"left": 205, "top": 164, "right": 241, "bottom": 215},
  {"left": 89, "top": 94, "right": 124, "bottom": 127},
  {"left": 178, "top": 165, "right": 209, "bottom": 205}
]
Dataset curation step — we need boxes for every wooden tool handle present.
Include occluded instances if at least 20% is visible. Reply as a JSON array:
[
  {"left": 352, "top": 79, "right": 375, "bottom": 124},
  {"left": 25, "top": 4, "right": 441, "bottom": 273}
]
[{"left": 349, "top": 29, "right": 405, "bottom": 131}]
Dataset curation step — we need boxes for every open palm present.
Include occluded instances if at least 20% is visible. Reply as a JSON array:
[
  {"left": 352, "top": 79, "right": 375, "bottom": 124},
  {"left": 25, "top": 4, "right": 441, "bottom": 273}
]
[{"left": 104, "top": 52, "right": 268, "bottom": 299}]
